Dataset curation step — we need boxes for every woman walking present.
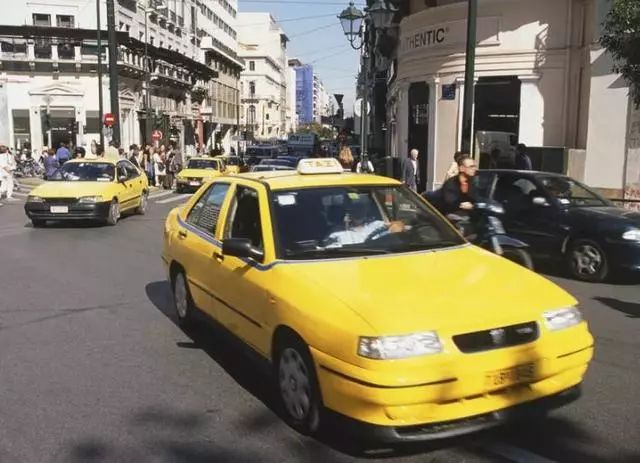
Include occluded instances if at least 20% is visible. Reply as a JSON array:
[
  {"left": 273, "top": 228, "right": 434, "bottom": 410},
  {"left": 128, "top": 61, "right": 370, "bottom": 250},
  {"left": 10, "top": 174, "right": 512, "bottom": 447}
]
[{"left": 337, "top": 145, "right": 354, "bottom": 172}]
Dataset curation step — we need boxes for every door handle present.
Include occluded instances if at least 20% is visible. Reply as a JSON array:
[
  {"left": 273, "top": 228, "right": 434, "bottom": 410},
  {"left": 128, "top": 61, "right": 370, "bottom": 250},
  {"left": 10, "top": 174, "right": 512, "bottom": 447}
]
[
  {"left": 213, "top": 251, "right": 224, "bottom": 262},
  {"left": 178, "top": 230, "right": 188, "bottom": 239}
]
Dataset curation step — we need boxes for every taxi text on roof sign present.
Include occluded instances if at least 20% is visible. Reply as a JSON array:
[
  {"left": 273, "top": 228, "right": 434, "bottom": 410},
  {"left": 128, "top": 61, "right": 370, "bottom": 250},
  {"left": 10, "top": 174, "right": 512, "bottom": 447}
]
[{"left": 297, "top": 158, "right": 344, "bottom": 175}]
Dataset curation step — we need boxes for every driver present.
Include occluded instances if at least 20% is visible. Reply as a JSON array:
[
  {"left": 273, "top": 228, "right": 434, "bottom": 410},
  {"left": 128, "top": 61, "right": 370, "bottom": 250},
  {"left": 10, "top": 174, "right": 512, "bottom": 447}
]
[{"left": 325, "top": 201, "right": 404, "bottom": 247}]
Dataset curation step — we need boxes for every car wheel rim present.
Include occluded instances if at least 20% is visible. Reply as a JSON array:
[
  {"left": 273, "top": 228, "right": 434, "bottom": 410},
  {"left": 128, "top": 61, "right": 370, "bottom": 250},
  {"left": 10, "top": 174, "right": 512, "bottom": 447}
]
[
  {"left": 174, "top": 273, "right": 188, "bottom": 319},
  {"left": 140, "top": 194, "right": 148, "bottom": 212},
  {"left": 573, "top": 244, "right": 602, "bottom": 275},
  {"left": 278, "top": 348, "right": 311, "bottom": 421},
  {"left": 110, "top": 202, "right": 120, "bottom": 222}
]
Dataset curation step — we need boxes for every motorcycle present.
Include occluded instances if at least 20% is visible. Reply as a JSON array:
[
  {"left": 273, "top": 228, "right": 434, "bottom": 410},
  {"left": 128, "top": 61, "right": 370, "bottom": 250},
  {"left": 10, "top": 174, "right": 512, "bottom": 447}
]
[
  {"left": 15, "top": 158, "right": 44, "bottom": 178},
  {"left": 424, "top": 192, "right": 534, "bottom": 269}
]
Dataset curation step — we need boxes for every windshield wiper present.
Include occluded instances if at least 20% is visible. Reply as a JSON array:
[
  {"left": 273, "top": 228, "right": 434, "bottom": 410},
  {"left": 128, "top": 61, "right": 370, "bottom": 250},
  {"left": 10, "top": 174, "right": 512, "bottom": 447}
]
[{"left": 286, "top": 247, "right": 392, "bottom": 258}]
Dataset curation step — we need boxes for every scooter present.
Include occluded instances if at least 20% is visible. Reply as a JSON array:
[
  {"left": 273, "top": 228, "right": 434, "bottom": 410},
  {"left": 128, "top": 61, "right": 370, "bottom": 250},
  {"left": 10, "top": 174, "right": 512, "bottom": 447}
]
[{"left": 424, "top": 192, "right": 534, "bottom": 269}]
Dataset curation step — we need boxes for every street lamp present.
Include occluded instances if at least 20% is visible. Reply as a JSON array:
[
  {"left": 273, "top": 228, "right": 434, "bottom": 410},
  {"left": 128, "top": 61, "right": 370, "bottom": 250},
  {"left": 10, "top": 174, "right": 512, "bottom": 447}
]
[{"left": 338, "top": 1, "right": 397, "bottom": 173}]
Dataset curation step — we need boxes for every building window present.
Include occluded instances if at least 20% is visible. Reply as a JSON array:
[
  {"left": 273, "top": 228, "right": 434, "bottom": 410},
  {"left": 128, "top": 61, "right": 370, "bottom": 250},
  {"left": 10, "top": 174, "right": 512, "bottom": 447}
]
[
  {"left": 33, "top": 14, "right": 51, "bottom": 27},
  {"left": 249, "top": 61, "right": 255, "bottom": 71},
  {"left": 56, "top": 15, "right": 75, "bottom": 28},
  {"left": 249, "top": 81, "right": 255, "bottom": 97}
]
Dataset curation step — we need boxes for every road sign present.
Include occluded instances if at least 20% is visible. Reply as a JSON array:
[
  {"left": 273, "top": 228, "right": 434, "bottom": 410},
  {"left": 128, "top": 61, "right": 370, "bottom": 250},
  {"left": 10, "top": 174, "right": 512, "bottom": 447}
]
[
  {"left": 103, "top": 113, "right": 116, "bottom": 127},
  {"left": 353, "top": 99, "right": 371, "bottom": 117},
  {"left": 152, "top": 130, "right": 163, "bottom": 141}
]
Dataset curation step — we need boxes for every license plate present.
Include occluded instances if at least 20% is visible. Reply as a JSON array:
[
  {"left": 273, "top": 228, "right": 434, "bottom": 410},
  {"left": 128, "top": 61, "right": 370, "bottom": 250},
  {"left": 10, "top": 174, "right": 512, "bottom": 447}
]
[
  {"left": 189, "top": 181, "right": 200, "bottom": 186},
  {"left": 485, "top": 363, "right": 535, "bottom": 388},
  {"left": 50, "top": 206, "right": 69, "bottom": 214}
]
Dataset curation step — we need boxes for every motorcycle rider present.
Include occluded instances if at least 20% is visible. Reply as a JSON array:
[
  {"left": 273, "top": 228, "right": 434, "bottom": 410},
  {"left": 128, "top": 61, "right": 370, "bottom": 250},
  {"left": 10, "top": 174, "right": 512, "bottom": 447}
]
[{"left": 440, "top": 155, "right": 478, "bottom": 215}]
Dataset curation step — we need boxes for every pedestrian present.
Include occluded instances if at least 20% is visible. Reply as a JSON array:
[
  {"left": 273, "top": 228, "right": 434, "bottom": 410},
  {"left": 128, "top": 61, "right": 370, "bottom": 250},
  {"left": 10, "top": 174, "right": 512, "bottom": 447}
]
[
  {"left": 444, "top": 151, "right": 464, "bottom": 182},
  {"left": 129, "top": 144, "right": 141, "bottom": 168},
  {"left": 55, "top": 141, "right": 71, "bottom": 166},
  {"left": 74, "top": 146, "right": 86, "bottom": 159},
  {"left": 104, "top": 141, "right": 119, "bottom": 161},
  {"left": 0, "top": 145, "right": 17, "bottom": 202},
  {"left": 337, "top": 145, "right": 354, "bottom": 171},
  {"left": 165, "top": 151, "right": 176, "bottom": 189},
  {"left": 400, "top": 148, "right": 420, "bottom": 191},
  {"left": 356, "top": 156, "right": 374, "bottom": 174},
  {"left": 153, "top": 148, "right": 166, "bottom": 187},
  {"left": 43, "top": 148, "right": 59, "bottom": 179},
  {"left": 118, "top": 147, "right": 127, "bottom": 159},
  {"left": 515, "top": 143, "right": 533, "bottom": 170}
]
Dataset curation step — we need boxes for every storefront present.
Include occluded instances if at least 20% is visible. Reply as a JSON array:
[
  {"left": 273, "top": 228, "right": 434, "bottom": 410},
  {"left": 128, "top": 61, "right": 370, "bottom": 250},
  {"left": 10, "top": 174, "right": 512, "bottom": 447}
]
[{"left": 388, "top": 0, "right": 616, "bottom": 190}]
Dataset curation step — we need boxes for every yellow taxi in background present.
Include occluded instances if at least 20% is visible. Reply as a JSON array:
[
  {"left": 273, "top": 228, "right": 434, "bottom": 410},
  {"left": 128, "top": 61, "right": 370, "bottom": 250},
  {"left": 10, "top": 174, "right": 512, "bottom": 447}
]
[
  {"left": 161, "top": 158, "right": 594, "bottom": 441},
  {"left": 175, "top": 157, "right": 225, "bottom": 193},
  {"left": 215, "top": 155, "right": 243, "bottom": 174},
  {"left": 25, "top": 158, "right": 148, "bottom": 227}
]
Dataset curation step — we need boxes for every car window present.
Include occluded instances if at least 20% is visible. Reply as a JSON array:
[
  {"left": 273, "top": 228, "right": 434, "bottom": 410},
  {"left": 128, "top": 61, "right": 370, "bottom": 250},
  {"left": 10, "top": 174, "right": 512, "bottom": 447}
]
[
  {"left": 224, "top": 186, "right": 264, "bottom": 252},
  {"left": 494, "top": 175, "right": 540, "bottom": 213},
  {"left": 121, "top": 161, "right": 139, "bottom": 179},
  {"left": 186, "top": 183, "right": 231, "bottom": 235},
  {"left": 538, "top": 175, "right": 609, "bottom": 207},
  {"left": 117, "top": 163, "right": 129, "bottom": 180}
]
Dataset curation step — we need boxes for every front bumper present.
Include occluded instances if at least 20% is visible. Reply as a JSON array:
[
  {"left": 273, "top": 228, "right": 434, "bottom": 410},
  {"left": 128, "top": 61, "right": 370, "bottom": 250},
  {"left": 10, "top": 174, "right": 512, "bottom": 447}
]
[
  {"left": 311, "top": 324, "right": 593, "bottom": 442},
  {"left": 25, "top": 201, "right": 111, "bottom": 221},
  {"left": 176, "top": 179, "right": 204, "bottom": 192}
]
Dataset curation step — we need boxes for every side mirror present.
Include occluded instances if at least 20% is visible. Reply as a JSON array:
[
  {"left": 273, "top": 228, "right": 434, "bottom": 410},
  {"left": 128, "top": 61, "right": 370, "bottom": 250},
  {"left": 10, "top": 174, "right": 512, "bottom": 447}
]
[
  {"left": 222, "top": 238, "right": 264, "bottom": 261},
  {"left": 118, "top": 174, "right": 128, "bottom": 183},
  {"left": 532, "top": 196, "right": 549, "bottom": 207}
]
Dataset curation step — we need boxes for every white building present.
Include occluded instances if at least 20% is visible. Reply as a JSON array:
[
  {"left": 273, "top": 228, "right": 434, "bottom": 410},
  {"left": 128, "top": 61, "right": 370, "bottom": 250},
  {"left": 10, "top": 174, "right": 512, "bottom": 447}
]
[
  {"left": 386, "top": 0, "right": 631, "bottom": 196},
  {"left": 313, "top": 75, "right": 331, "bottom": 123},
  {"left": 0, "top": 0, "right": 240, "bottom": 154},
  {"left": 237, "top": 12, "right": 288, "bottom": 141},
  {"left": 285, "top": 65, "right": 297, "bottom": 134}
]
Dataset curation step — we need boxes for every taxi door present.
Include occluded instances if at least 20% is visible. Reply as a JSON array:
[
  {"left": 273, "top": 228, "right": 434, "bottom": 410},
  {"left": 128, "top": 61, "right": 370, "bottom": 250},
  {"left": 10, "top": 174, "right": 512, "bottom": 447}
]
[
  {"left": 211, "top": 181, "right": 275, "bottom": 356},
  {"left": 171, "top": 182, "right": 232, "bottom": 318},
  {"left": 123, "top": 160, "right": 146, "bottom": 208},
  {"left": 115, "top": 161, "right": 136, "bottom": 210}
]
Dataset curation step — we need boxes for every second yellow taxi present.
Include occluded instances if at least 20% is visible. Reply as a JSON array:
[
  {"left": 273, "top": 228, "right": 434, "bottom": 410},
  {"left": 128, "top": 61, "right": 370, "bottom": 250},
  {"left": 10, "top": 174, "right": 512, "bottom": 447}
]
[
  {"left": 162, "top": 158, "right": 593, "bottom": 441},
  {"left": 175, "top": 157, "right": 225, "bottom": 193}
]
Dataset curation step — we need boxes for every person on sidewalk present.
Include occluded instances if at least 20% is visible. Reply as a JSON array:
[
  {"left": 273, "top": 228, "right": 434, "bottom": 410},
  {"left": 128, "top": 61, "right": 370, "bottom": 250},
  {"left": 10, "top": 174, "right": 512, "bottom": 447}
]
[
  {"left": 43, "top": 149, "right": 60, "bottom": 179},
  {"left": 0, "top": 145, "right": 17, "bottom": 201},
  {"left": 400, "top": 148, "right": 420, "bottom": 191}
]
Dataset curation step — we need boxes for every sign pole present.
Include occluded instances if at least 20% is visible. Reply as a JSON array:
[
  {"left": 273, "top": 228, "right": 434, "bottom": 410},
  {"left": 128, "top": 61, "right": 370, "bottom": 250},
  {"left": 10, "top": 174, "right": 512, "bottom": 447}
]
[
  {"left": 461, "top": 0, "right": 478, "bottom": 155},
  {"left": 106, "top": 0, "right": 121, "bottom": 147},
  {"left": 96, "top": 0, "right": 104, "bottom": 149}
]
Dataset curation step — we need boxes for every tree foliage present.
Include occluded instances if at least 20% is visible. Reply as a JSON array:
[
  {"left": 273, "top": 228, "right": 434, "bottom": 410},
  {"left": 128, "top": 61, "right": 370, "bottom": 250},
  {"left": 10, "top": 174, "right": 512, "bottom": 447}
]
[
  {"left": 600, "top": 0, "right": 640, "bottom": 105},
  {"left": 296, "top": 122, "right": 334, "bottom": 140}
]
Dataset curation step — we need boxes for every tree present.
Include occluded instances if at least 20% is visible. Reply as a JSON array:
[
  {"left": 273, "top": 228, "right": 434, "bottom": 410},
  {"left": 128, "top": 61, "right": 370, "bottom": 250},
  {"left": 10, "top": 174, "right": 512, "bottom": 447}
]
[
  {"left": 296, "top": 122, "right": 333, "bottom": 140},
  {"left": 601, "top": 0, "right": 640, "bottom": 106}
]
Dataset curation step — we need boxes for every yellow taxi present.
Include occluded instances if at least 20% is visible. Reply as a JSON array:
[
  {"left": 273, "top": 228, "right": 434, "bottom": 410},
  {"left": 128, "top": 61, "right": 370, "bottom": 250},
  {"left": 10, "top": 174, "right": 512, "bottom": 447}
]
[
  {"left": 215, "top": 155, "right": 243, "bottom": 174},
  {"left": 161, "top": 158, "right": 593, "bottom": 441},
  {"left": 25, "top": 158, "right": 149, "bottom": 227},
  {"left": 175, "top": 157, "right": 225, "bottom": 193}
]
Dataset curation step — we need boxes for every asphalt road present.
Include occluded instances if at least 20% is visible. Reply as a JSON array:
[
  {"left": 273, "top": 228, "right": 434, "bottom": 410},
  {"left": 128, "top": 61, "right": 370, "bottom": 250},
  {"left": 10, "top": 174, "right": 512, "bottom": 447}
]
[{"left": 1, "top": 184, "right": 639, "bottom": 463}]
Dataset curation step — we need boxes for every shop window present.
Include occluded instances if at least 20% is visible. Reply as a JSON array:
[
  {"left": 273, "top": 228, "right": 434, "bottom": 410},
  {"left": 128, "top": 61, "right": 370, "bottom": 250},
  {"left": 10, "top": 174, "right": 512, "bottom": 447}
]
[
  {"left": 33, "top": 14, "right": 51, "bottom": 27},
  {"left": 56, "top": 15, "right": 75, "bottom": 28}
]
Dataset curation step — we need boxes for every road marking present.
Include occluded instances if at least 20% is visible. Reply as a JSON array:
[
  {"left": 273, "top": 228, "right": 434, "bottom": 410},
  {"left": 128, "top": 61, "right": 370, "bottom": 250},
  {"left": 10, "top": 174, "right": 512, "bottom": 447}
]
[
  {"left": 156, "top": 194, "right": 191, "bottom": 204},
  {"left": 479, "top": 442, "right": 557, "bottom": 463},
  {"left": 149, "top": 190, "right": 175, "bottom": 200}
]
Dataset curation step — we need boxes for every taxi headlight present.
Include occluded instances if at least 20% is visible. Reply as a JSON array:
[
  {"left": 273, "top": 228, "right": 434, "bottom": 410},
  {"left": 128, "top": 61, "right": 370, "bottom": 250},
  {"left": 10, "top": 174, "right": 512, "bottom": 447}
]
[
  {"left": 358, "top": 332, "right": 442, "bottom": 359},
  {"left": 622, "top": 228, "right": 640, "bottom": 241},
  {"left": 27, "top": 195, "right": 44, "bottom": 203},
  {"left": 78, "top": 196, "right": 104, "bottom": 203},
  {"left": 543, "top": 307, "right": 583, "bottom": 331}
]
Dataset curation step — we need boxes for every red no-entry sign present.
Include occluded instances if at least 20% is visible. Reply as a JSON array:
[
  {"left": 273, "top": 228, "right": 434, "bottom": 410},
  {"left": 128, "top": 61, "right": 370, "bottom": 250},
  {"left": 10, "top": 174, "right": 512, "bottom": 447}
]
[
  {"left": 152, "top": 130, "right": 163, "bottom": 141},
  {"left": 103, "top": 113, "right": 116, "bottom": 127}
]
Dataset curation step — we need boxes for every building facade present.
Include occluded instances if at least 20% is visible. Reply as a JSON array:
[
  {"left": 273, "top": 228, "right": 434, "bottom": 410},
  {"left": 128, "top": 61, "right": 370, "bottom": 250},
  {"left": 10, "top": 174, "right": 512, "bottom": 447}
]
[
  {"left": 292, "top": 62, "right": 314, "bottom": 125},
  {"left": 0, "top": 0, "right": 240, "bottom": 154},
  {"left": 237, "top": 13, "right": 288, "bottom": 141},
  {"left": 382, "top": 0, "right": 631, "bottom": 196}
]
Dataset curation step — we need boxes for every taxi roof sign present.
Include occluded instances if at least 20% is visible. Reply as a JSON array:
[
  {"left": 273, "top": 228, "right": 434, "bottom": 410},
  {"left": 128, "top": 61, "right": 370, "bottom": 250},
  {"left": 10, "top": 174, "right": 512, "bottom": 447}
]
[{"left": 297, "top": 158, "right": 344, "bottom": 175}]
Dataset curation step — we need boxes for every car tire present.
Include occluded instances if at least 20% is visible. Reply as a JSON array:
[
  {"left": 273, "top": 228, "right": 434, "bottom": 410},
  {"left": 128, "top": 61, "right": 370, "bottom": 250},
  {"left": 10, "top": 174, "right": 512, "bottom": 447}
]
[
  {"left": 274, "top": 335, "right": 322, "bottom": 435},
  {"left": 172, "top": 270, "right": 195, "bottom": 327},
  {"left": 502, "top": 247, "right": 534, "bottom": 270},
  {"left": 136, "top": 192, "right": 148, "bottom": 215},
  {"left": 32, "top": 219, "right": 46, "bottom": 228},
  {"left": 105, "top": 199, "right": 120, "bottom": 226},
  {"left": 568, "top": 238, "right": 609, "bottom": 282},
  {"left": 176, "top": 185, "right": 183, "bottom": 194}
]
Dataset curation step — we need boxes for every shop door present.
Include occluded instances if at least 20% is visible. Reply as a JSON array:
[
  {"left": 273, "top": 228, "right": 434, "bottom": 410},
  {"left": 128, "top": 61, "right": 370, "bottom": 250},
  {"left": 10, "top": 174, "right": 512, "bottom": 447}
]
[{"left": 408, "top": 82, "right": 429, "bottom": 192}]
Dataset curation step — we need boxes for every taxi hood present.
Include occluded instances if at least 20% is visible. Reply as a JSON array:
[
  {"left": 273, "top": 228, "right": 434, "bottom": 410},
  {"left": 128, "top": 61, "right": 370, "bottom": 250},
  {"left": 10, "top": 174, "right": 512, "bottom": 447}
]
[
  {"left": 276, "top": 245, "right": 575, "bottom": 335},
  {"left": 30, "top": 181, "right": 115, "bottom": 198}
]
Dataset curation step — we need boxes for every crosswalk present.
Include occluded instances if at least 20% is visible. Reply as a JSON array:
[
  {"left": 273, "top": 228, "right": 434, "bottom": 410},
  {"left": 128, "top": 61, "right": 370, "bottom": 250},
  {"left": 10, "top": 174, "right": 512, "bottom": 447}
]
[{"left": 3, "top": 178, "right": 193, "bottom": 208}]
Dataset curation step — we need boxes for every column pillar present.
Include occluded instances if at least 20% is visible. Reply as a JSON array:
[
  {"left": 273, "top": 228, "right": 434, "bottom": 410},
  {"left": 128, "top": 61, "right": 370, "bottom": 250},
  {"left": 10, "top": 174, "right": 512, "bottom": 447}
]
[
  {"left": 427, "top": 77, "right": 440, "bottom": 191},
  {"left": 518, "top": 75, "right": 543, "bottom": 146},
  {"left": 29, "top": 105, "right": 43, "bottom": 150}
]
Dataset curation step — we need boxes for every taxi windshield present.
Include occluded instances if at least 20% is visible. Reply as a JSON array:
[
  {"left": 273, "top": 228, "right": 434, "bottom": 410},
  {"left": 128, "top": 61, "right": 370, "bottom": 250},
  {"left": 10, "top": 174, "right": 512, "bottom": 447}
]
[
  {"left": 222, "top": 157, "right": 240, "bottom": 166},
  {"left": 187, "top": 159, "right": 219, "bottom": 170},
  {"left": 538, "top": 175, "right": 609, "bottom": 207},
  {"left": 49, "top": 162, "right": 115, "bottom": 182},
  {"left": 272, "top": 185, "right": 464, "bottom": 260}
]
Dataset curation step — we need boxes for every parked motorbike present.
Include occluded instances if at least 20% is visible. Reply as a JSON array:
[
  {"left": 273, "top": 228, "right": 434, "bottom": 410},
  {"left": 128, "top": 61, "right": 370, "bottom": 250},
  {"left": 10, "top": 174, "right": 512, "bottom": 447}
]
[
  {"left": 424, "top": 192, "right": 534, "bottom": 269},
  {"left": 15, "top": 158, "right": 44, "bottom": 178}
]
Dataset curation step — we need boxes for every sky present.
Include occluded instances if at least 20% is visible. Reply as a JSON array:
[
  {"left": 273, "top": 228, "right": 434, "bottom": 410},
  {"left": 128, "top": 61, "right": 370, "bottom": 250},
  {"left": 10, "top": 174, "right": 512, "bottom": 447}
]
[{"left": 237, "top": 0, "right": 367, "bottom": 116}]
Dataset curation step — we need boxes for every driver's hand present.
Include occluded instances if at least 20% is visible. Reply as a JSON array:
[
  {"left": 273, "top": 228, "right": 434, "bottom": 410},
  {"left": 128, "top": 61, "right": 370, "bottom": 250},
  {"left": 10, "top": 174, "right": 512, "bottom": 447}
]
[
  {"left": 387, "top": 221, "right": 405, "bottom": 233},
  {"left": 460, "top": 202, "right": 473, "bottom": 210}
]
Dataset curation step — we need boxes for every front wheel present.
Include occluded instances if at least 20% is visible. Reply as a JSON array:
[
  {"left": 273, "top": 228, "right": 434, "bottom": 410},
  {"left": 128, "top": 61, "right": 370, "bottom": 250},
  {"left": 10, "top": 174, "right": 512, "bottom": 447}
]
[
  {"left": 136, "top": 192, "right": 148, "bottom": 215},
  {"left": 568, "top": 239, "right": 608, "bottom": 282},
  {"left": 502, "top": 247, "right": 534, "bottom": 270},
  {"left": 275, "top": 338, "right": 322, "bottom": 435},
  {"left": 105, "top": 200, "right": 120, "bottom": 226}
]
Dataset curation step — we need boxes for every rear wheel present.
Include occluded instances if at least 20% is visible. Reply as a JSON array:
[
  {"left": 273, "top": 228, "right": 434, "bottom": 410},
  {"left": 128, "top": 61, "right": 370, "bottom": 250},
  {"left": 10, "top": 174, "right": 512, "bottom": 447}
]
[
  {"left": 105, "top": 200, "right": 120, "bottom": 226},
  {"left": 568, "top": 239, "right": 608, "bottom": 282},
  {"left": 275, "top": 336, "right": 322, "bottom": 435},
  {"left": 501, "top": 247, "right": 534, "bottom": 270}
]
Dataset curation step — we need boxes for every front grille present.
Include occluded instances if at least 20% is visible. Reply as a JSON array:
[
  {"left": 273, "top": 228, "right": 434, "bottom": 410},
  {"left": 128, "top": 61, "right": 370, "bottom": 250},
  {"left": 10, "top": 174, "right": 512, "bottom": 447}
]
[
  {"left": 453, "top": 322, "right": 539, "bottom": 353},
  {"left": 43, "top": 197, "right": 78, "bottom": 205}
]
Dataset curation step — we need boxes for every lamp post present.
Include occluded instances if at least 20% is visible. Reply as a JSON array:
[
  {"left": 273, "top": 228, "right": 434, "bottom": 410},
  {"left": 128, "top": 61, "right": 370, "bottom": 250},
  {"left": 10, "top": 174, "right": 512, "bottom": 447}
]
[
  {"left": 338, "top": 1, "right": 396, "bottom": 173},
  {"left": 96, "top": 0, "right": 104, "bottom": 149},
  {"left": 461, "top": 0, "right": 478, "bottom": 154}
]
